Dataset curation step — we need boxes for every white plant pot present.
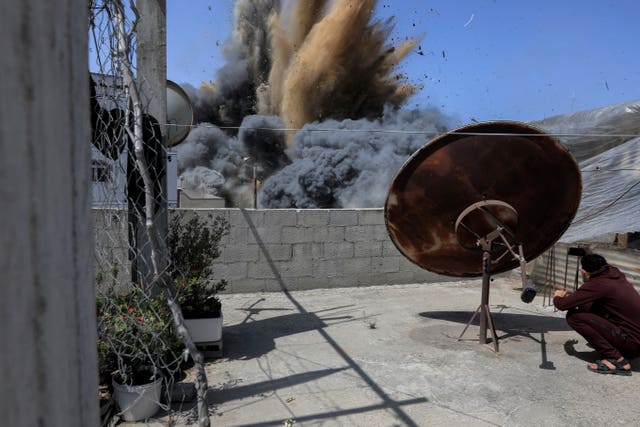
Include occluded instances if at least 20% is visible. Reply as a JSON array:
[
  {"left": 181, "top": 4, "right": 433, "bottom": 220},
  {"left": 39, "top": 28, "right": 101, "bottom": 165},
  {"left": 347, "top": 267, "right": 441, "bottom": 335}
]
[
  {"left": 112, "top": 376, "right": 162, "bottom": 422},
  {"left": 184, "top": 314, "right": 223, "bottom": 343}
]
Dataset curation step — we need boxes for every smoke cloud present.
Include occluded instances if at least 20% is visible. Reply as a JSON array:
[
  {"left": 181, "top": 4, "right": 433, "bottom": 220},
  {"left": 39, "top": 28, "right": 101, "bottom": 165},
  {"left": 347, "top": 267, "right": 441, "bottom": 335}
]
[
  {"left": 176, "top": 114, "right": 287, "bottom": 205},
  {"left": 177, "top": 0, "right": 449, "bottom": 208},
  {"left": 260, "top": 107, "right": 452, "bottom": 208}
]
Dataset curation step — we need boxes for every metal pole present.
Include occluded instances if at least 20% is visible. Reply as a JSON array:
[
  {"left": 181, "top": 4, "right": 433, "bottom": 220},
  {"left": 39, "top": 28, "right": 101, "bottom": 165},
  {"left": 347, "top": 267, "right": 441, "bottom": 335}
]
[
  {"left": 253, "top": 163, "right": 257, "bottom": 209},
  {"left": 479, "top": 248, "right": 491, "bottom": 344}
]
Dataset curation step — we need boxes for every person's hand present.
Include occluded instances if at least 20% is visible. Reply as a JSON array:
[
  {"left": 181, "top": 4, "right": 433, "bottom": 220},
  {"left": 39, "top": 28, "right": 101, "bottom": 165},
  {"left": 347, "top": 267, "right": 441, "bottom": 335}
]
[{"left": 554, "top": 290, "right": 568, "bottom": 298}]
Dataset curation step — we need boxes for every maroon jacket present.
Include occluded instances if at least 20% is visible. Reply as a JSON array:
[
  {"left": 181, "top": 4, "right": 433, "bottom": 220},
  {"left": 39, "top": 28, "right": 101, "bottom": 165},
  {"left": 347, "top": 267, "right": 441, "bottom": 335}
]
[{"left": 554, "top": 265, "right": 640, "bottom": 344}]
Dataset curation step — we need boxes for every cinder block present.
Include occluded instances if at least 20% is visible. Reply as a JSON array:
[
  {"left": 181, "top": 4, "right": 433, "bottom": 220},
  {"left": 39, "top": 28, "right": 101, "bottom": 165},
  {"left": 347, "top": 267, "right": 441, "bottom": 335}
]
[
  {"left": 358, "top": 209, "right": 384, "bottom": 225},
  {"left": 294, "top": 276, "right": 333, "bottom": 291},
  {"left": 277, "top": 258, "right": 314, "bottom": 278},
  {"left": 342, "top": 257, "right": 372, "bottom": 275},
  {"left": 260, "top": 244, "right": 293, "bottom": 261},
  {"left": 232, "top": 278, "right": 271, "bottom": 292},
  {"left": 222, "top": 244, "right": 260, "bottom": 262},
  {"left": 281, "top": 226, "right": 314, "bottom": 244},
  {"left": 250, "top": 226, "right": 282, "bottom": 244},
  {"left": 383, "top": 241, "right": 402, "bottom": 257},
  {"left": 298, "top": 209, "right": 329, "bottom": 226},
  {"left": 327, "top": 276, "right": 355, "bottom": 288},
  {"left": 293, "top": 242, "right": 324, "bottom": 260},
  {"left": 356, "top": 273, "right": 390, "bottom": 286},
  {"left": 398, "top": 256, "right": 419, "bottom": 271},
  {"left": 210, "top": 261, "right": 248, "bottom": 281},
  {"left": 373, "top": 225, "right": 392, "bottom": 241},
  {"left": 202, "top": 208, "right": 231, "bottom": 223},
  {"left": 264, "top": 278, "right": 289, "bottom": 292},
  {"left": 228, "top": 208, "right": 253, "bottom": 226},
  {"left": 263, "top": 210, "right": 297, "bottom": 227},
  {"left": 385, "top": 270, "right": 415, "bottom": 284},
  {"left": 248, "top": 262, "right": 277, "bottom": 279},
  {"left": 354, "top": 241, "right": 382, "bottom": 258},
  {"left": 371, "top": 256, "right": 400, "bottom": 274},
  {"left": 313, "top": 226, "right": 345, "bottom": 243},
  {"left": 227, "top": 226, "right": 248, "bottom": 241},
  {"left": 323, "top": 242, "right": 354, "bottom": 259},
  {"left": 314, "top": 259, "right": 340, "bottom": 278},
  {"left": 250, "top": 210, "right": 267, "bottom": 227},
  {"left": 345, "top": 225, "right": 375, "bottom": 242},
  {"left": 329, "top": 210, "right": 358, "bottom": 226},
  {"left": 412, "top": 269, "right": 446, "bottom": 283},
  {"left": 226, "top": 262, "right": 249, "bottom": 280}
]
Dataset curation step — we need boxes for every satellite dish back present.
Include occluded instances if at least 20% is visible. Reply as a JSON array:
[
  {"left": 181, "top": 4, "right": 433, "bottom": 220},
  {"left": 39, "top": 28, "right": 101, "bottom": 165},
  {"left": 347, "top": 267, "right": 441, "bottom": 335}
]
[
  {"left": 166, "top": 80, "right": 193, "bottom": 147},
  {"left": 385, "top": 120, "right": 582, "bottom": 277}
]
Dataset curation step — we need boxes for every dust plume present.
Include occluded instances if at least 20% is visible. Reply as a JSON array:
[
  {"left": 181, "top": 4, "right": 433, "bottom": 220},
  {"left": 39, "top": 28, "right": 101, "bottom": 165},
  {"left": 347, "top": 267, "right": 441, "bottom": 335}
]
[
  {"left": 186, "top": 0, "right": 418, "bottom": 135},
  {"left": 267, "top": 0, "right": 418, "bottom": 144},
  {"left": 177, "top": 0, "right": 441, "bottom": 208}
]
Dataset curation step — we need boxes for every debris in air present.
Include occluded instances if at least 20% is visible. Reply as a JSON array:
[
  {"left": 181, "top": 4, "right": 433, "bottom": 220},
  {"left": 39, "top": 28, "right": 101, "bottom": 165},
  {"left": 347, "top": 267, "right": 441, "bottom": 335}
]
[{"left": 464, "top": 13, "right": 475, "bottom": 27}]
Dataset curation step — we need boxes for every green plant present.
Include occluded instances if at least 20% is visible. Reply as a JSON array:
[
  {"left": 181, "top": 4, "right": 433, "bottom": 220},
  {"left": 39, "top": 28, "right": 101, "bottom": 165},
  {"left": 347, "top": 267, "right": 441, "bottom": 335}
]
[
  {"left": 168, "top": 213, "right": 229, "bottom": 318},
  {"left": 97, "top": 285, "right": 183, "bottom": 386}
]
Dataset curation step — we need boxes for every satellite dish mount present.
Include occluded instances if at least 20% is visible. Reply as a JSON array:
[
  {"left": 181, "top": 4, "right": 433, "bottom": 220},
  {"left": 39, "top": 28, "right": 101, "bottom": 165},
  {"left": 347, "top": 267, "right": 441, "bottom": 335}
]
[{"left": 454, "top": 200, "right": 531, "bottom": 352}]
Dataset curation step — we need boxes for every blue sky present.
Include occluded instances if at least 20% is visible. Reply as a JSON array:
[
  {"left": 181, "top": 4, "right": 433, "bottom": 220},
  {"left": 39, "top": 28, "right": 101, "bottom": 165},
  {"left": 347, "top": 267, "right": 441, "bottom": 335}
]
[{"left": 167, "top": 0, "right": 639, "bottom": 123}]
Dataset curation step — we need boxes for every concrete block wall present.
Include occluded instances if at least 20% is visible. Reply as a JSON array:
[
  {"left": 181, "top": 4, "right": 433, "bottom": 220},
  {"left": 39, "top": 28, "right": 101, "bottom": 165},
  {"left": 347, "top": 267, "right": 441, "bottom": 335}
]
[{"left": 176, "top": 208, "right": 453, "bottom": 293}]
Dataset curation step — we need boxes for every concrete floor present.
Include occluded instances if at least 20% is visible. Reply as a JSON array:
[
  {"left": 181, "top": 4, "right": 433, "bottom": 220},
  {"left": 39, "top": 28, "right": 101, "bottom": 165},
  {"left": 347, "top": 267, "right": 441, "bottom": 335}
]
[{"left": 143, "top": 275, "right": 640, "bottom": 426}]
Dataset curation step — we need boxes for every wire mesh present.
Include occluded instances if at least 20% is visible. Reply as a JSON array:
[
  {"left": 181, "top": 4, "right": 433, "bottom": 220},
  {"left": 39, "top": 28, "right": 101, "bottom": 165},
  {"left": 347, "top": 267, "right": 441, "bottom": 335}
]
[{"left": 89, "top": 2, "right": 215, "bottom": 425}]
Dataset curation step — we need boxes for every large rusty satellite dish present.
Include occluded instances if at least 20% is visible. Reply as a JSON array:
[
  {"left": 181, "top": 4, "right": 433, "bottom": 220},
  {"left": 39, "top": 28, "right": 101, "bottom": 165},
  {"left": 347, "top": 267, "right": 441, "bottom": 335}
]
[
  {"left": 385, "top": 120, "right": 581, "bottom": 351},
  {"left": 385, "top": 120, "right": 581, "bottom": 277}
]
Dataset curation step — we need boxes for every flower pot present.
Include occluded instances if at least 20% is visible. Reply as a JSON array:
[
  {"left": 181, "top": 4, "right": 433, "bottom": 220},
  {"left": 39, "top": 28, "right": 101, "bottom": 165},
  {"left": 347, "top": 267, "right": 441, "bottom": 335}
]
[
  {"left": 112, "top": 376, "right": 162, "bottom": 422},
  {"left": 184, "top": 313, "right": 223, "bottom": 343}
]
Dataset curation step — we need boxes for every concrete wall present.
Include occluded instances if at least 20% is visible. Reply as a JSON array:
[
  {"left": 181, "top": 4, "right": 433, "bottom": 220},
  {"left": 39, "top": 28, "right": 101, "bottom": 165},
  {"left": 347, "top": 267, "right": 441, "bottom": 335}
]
[
  {"left": 1, "top": 1, "right": 99, "bottom": 426},
  {"left": 174, "top": 208, "right": 453, "bottom": 293}
]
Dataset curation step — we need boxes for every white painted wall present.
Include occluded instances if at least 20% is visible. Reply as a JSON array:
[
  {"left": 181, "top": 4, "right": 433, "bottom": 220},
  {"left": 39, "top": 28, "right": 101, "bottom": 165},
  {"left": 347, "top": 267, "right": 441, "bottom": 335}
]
[{"left": 0, "top": 2, "right": 99, "bottom": 425}]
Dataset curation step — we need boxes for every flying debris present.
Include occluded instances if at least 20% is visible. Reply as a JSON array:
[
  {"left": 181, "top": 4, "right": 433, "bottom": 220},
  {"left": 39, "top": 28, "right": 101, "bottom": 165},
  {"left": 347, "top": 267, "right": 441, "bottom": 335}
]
[{"left": 177, "top": 0, "right": 440, "bottom": 208}]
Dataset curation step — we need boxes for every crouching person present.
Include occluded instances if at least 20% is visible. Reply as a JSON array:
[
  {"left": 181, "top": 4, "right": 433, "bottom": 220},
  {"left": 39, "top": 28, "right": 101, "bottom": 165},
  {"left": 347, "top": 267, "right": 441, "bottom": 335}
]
[{"left": 554, "top": 253, "right": 640, "bottom": 375}]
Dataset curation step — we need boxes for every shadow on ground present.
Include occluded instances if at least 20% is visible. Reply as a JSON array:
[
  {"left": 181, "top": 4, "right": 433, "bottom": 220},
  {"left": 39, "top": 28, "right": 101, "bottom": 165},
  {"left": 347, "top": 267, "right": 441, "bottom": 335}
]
[
  {"left": 563, "top": 339, "right": 640, "bottom": 371},
  {"left": 222, "top": 305, "right": 355, "bottom": 360},
  {"left": 420, "top": 309, "right": 573, "bottom": 338},
  {"left": 206, "top": 367, "right": 349, "bottom": 404}
]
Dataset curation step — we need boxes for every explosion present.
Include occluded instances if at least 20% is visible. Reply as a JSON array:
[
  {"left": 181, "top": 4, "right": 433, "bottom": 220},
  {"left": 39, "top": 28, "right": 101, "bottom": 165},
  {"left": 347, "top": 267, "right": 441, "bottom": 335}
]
[
  {"left": 177, "top": 0, "right": 451, "bottom": 208},
  {"left": 263, "top": 0, "right": 417, "bottom": 140}
]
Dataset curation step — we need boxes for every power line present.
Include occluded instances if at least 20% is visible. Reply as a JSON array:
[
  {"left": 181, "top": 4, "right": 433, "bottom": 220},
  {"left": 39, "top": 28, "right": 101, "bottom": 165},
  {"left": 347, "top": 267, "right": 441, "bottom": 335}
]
[{"left": 161, "top": 122, "right": 640, "bottom": 139}]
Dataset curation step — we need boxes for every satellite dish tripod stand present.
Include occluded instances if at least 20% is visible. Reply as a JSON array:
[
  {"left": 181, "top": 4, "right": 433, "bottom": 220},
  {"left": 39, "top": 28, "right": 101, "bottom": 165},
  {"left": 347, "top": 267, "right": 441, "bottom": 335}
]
[{"left": 455, "top": 201, "right": 531, "bottom": 353}]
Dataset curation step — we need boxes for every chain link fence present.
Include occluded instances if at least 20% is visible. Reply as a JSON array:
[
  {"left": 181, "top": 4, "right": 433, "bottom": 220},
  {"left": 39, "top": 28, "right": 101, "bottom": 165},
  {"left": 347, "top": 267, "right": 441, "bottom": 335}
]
[{"left": 89, "top": 1, "right": 214, "bottom": 425}]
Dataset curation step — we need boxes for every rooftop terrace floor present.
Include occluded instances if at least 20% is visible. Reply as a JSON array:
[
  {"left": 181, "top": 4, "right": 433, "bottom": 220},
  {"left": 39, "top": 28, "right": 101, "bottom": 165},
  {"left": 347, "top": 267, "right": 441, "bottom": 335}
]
[{"left": 135, "top": 276, "right": 640, "bottom": 426}]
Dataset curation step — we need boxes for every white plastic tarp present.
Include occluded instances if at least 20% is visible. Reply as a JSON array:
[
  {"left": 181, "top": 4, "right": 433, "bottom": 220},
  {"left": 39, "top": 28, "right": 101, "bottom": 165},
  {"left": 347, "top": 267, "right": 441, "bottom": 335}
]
[{"left": 531, "top": 99, "right": 640, "bottom": 243}]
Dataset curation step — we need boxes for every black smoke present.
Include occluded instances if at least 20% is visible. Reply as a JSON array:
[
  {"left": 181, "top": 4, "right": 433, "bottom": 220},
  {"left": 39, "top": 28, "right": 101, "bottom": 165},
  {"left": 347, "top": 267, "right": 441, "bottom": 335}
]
[{"left": 260, "top": 107, "right": 452, "bottom": 208}]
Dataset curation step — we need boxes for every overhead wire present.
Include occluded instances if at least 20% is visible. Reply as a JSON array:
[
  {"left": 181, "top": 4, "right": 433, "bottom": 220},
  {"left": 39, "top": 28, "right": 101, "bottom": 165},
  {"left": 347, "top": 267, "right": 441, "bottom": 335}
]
[
  {"left": 159, "top": 122, "right": 640, "bottom": 140},
  {"left": 161, "top": 120, "right": 639, "bottom": 223}
]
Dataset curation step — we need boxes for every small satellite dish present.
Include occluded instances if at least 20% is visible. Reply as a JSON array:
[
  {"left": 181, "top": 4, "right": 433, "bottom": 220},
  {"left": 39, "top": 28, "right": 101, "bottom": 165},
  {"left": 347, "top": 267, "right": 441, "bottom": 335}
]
[
  {"left": 166, "top": 80, "right": 193, "bottom": 147},
  {"left": 385, "top": 121, "right": 581, "bottom": 351}
]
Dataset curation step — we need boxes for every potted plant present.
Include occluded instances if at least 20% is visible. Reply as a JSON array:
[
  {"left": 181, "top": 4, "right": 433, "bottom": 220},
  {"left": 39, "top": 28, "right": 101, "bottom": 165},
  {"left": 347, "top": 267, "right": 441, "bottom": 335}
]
[
  {"left": 97, "top": 285, "right": 183, "bottom": 422},
  {"left": 168, "top": 213, "right": 229, "bottom": 346}
]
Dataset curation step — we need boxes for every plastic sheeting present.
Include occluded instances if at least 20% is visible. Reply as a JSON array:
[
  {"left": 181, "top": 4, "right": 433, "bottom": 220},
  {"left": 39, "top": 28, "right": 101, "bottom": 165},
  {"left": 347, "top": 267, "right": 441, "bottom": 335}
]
[{"left": 531, "top": 99, "right": 640, "bottom": 243}]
